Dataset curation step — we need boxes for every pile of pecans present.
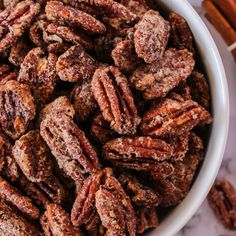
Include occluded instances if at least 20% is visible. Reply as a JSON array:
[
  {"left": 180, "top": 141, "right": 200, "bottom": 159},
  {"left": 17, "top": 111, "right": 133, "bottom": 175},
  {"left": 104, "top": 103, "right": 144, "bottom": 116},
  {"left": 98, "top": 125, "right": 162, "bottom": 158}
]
[{"left": 0, "top": 0, "right": 212, "bottom": 235}]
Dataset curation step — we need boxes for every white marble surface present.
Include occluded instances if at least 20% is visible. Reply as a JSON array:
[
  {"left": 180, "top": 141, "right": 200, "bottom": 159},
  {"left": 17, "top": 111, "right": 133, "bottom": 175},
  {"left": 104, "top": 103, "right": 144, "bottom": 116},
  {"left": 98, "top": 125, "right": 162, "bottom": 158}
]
[{"left": 175, "top": 0, "right": 236, "bottom": 236}]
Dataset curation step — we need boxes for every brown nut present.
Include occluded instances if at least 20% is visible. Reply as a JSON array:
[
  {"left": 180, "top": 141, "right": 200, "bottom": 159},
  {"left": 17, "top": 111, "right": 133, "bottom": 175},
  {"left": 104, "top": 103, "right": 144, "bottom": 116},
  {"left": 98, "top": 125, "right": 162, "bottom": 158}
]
[
  {"left": 140, "top": 98, "right": 212, "bottom": 137},
  {"left": 17, "top": 47, "right": 57, "bottom": 106},
  {"left": 0, "top": 80, "right": 36, "bottom": 139},
  {"left": 91, "top": 65, "right": 141, "bottom": 135},
  {"left": 0, "top": 64, "right": 17, "bottom": 85},
  {"left": 45, "top": 1, "right": 106, "bottom": 34},
  {"left": 41, "top": 203, "right": 83, "bottom": 236},
  {"left": 121, "top": 0, "right": 149, "bottom": 16},
  {"left": 56, "top": 45, "right": 97, "bottom": 82},
  {"left": 40, "top": 113, "right": 100, "bottom": 182},
  {"left": 129, "top": 48, "right": 195, "bottom": 100},
  {"left": 134, "top": 10, "right": 170, "bottom": 63},
  {"left": 13, "top": 130, "right": 53, "bottom": 182},
  {"left": 0, "top": 176, "right": 40, "bottom": 220},
  {"left": 208, "top": 179, "right": 236, "bottom": 229}
]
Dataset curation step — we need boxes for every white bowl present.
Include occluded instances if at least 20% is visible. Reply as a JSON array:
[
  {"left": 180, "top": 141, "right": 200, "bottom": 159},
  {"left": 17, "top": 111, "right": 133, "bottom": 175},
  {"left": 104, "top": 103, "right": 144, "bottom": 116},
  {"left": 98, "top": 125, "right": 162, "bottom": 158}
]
[{"left": 147, "top": 1, "right": 229, "bottom": 235}]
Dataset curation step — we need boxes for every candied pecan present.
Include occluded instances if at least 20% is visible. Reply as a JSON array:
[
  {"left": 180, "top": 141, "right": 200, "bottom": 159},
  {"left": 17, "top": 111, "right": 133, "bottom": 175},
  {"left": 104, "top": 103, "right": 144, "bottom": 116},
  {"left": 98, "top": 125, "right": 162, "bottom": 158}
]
[
  {"left": 47, "top": 41, "right": 72, "bottom": 54},
  {"left": 91, "top": 114, "right": 116, "bottom": 144},
  {"left": 0, "top": 64, "right": 17, "bottom": 84},
  {"left": 3, "top": 0, "right": 20, "bottom": 7},
  {"left": 40, "top": 113, "right": 100, "bottom": 182},
  {"left": 0, "top": 1, "right": 40, "bottom": 52},
  {"left": 129, "top": 48, "right": 195, "bottom": 100},
  {"left": 70, "top": 80, "right": 98, "bottom": 123},
  {"left": 134, "top": 10, "right": 170, "bottom": 63},
  {"left": 208, "top": 179, "right": 236, "bottom": 229},
  {"left": 121, "top": 0, "right": 149, "bottom": 16},
  {"left": 95, "top": 175, "right": 136, "bottom": 236},
  {"left": 17, "top": 47, "right": 57, "bottom": 106},
  {"left": 169, "top": 12, "right": 195, "bottom": 53},
  {"left": 118, "top": 172, "right": 161, "bottom": 207},
  {"left": 42, "top": 203, "right": 83, "bottom": 236},
  {"left": 0, "top": 80, "right": 36, "bottom": 139},
  {"left": 140, "top": 98, "right": 212, "bottom": 137},
  {"left": 102, "top": 136, "right": 174, "bottom": 165},
  {"left": 13, "top": 130, "right": 53, "bottom": 182},
  {"left": 135, "top": 207, "right": 158, "bottom": 233},
  {"left": 46, "top": 1, "right": 106, "bottom": 34},
  {"left": 0, "top": 200, "right": 40, "bottom": 236},
  {"left": 46, "top": 23, "right": 93, "bottom": 49},
  {"left": 0, "top": 176, "right": 40, "bottom": 219},
  {"left": 91, "top": 65, "right": 141, "bottom": 134},
  {"left": 111, "top": 39, "right": 140, "bottom": 72},
  {"left": 188, "top": 132, "right": 204, "bottom": 155},
  {"left": 9, "top": 38, "right": 31, "bottom": 67},
  {"left": 56, "top": 45, "right": 97, "bottom": 82},
  {"left": 188, "top": 70, "right": 210, "bottom": 110}
]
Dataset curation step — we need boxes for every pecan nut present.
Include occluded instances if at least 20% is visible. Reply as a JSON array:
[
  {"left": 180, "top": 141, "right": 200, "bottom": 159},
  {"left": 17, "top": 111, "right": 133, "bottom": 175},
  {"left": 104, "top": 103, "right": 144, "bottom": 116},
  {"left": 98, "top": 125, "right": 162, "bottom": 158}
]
[
  {"left": 121, "top": 0, "right": 149, "bottom": 16},
  {"left": 91, "top": 65, "right": 141, "bottom": 134},
  {"left": 0, "top": 176, "right": 40, "bottom": 219},
  {"left": 140, "top": 98, "right": 212, "bottom": 137},
  {"left": 70, "top": 80, "right": 98, "bottom": 123},
  {"left": 45, "top": 1, "right": 106, "bottom": 34},
  {"left": 0, "top": 64, "right": 17, "bottom": 85},
  {"left": 0, "top": 80, "right": 36, "bottom": 139},
  {"left": 40, "top": 113, "right": 100, "bottom": 182},
  {"left": 17, "top": 47, "right": 57, "bottom": 106},
  {"left": 208, "top": 179, "right": 236, "bottom": 229},
  {"left": 13, "top": 130, "right": 53, "bottom": 182},
  {"left": 134, "top": 10, "right": 170, "bottom": 63},
  {"left": 41, "top": 203, "right": 83, "bottom": 236},
  {"left": 56, "top": 45, "right": 97, "bottom": 82},
  {"left": 129, "top": 48, "right": 195, "bottom": 100}
]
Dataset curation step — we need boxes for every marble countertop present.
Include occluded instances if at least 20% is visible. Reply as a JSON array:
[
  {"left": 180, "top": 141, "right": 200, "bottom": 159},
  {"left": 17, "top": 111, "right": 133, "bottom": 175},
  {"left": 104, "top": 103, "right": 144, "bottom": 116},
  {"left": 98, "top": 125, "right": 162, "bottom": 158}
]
[{"left": 175, "top": 1, "right": 236, "bottom": 236}]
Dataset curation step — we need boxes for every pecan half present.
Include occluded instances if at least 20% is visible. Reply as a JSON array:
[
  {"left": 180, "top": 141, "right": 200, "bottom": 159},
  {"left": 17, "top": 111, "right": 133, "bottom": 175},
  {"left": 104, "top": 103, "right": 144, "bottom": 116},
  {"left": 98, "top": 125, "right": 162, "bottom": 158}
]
[
  {"left": 121, "top": 0, "right": 149, "bottom": 16},
  {"left": 188, "top": 70, "right": 210, "bottom": 110},
  {"left": 40, "top": 113, "right": 100, "bottom": 182},
  {"left": 47, "top": 41, "right": 72, "bottom": 54},
  {"left": 140, "top": 98, "right": 212, "bottom": 137},
  {"left": 17, "top": 47, "right": 57, "bottom": 106},
  {"left": 0, "top": 0, "right": 40, "bottom": 52},
  {"left": 129, "top": 48, "right": 195, "bottom": 100},
  {"left": 46, "top": 1, "right": 106, "bottom": 34},
  {"left": 134, "top": 10, "right": 170, "bottom": 63},
  {"left": 70, "top": 80, "right": 98, "bottom": 123},
  {"left": 56, "top": 45, "right": 97, "bottom": 82},
  {"left": 0, "top": 176, "right": 40, "bottom": 220},
  {"left": 0, "top": 80, "right": 36, "bottom": 139},
  {"left": 0, "top": 200, "right": 40, "bottom": 236},
  {"left": 91, "top": 65, "right": 141, "bottom": 134},
  {"left": 111, "top": 39, "right": 140, "bottom": 72},
  {"left": 0, "top": 64, "right": 17, "bottom": 85},
  {"left": 13, "top": 130, "right": 53, "bottom": 182},
  {"left": 91, "top": 114, "right": 116, "bottom": 144},
  {"left": 41, "top": 203, "right": 83, "bottom": 236},
  {"left": 208, "top": 179, "right": 236, "bottom": 229},
  {"left": 169, "top": 12, "right": 195, "bottom": 53}
]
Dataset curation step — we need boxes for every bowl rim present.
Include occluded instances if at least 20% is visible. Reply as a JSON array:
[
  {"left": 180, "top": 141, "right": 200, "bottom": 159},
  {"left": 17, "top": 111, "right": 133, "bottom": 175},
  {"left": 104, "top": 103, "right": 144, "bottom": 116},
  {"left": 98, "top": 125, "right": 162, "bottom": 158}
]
[{"left": 147, "top": 1, "right": 229, "bottom": 235}]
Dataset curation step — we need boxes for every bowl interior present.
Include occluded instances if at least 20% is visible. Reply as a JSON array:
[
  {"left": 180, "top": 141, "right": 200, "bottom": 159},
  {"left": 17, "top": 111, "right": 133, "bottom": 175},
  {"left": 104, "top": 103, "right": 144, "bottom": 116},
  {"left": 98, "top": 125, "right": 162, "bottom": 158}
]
[{"left": 147, "top": 1, "right": 229, "bottom": 235}]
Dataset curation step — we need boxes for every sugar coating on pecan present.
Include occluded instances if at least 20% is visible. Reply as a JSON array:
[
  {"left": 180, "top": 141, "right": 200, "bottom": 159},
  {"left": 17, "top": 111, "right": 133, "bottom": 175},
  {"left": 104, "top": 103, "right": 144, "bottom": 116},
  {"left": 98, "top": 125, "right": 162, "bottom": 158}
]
[
  {"left": 0, "top": 64, "right": 17, "bottom": 85},
  {"left": 134, "top": 10, "right": 170, "bottom": 63},
  {"left": 130, "top": 48, "right": 195, "bottom": 100},
  {"left": 91, "top": 65, "right": 141, "bottom": 135},
  {"left": 121, "top": 0, "right": 149, "bottom": 16},
  {"left": 111, "top": 39, "right": 140, "bottom": 72},
  {"left": 70, "top": 80, "right": 98, "bottom": 123},
  {"left": 0, "top": 200, "right": 40, "bottom": 236},
  {"left": 0, "top": 80, "right": 36, "bottom": 139},
  {"left": 46, "top": 1, "right": 106, "bottom": 34},
  {"left": 169, "top": 12, "right": 195, "bottom": 53},
  {"left": 17, "top": 47, "right": 57, "bottom": 106},
  {"left": 13, "top": 130, "right": 53, "bottom": 182},
  {"left": 0, "top": 176, "right": 40, "bottom": 220},
  {"left": 0, "top": 0, "right": 40, "bottom": 52},
  {"left": 40, "top": 113, "right": 100, "bottom": 182},
  {"left": 56, "top": 45, "right": 97, "bottom": 82},
  {"left": 42, "top": 203, "right": 83, "bottom": 236},
  {"left": 188, "top": 70, "right": 210, "bottom": 110},
  {"left": 208, "top": 179, "right": 236, "bottom": 229},
  {"left": 140, "top": 98, "right": 212, "bottom": 137},
  {"left": 91, "top": 114, "right": 116, "bottom": 144}
]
